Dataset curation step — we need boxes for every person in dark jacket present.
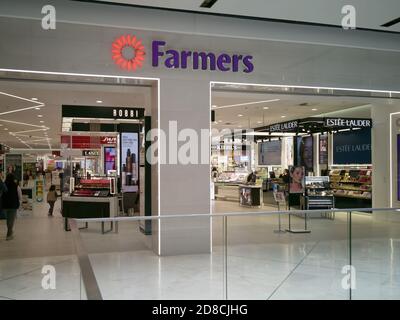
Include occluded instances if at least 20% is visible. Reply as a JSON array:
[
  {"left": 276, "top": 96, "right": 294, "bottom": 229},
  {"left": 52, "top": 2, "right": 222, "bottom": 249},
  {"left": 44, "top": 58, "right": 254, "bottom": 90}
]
[
  {"left": 0, "top": 172, "right": 7, "bottom": 219},
  {"left": 2, "top": 173, "right": 21, "bottom": 240}
]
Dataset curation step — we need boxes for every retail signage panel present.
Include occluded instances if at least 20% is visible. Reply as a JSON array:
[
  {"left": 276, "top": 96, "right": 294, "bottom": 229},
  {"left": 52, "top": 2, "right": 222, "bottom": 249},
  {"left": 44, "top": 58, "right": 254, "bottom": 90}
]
[
  {"left": 268, "top": 120, "right": 298, "bottom": 133},
  {"left": 258, "top": 140, "right": 282, "bottom": 165},
  {"left": 62, "top": 105, "right": 144, "bottom": 120},
  {"left": 104, "top": 146, "right": 117, "bottom": 173},
  {"left": 100, "top": 136, "right": 117, "bottom": 145},
  {"left": 5, "top": 154, "right": 22, "bottom": 182},
  {"left": 121, "top": 132, "right": 139, "bottom": 192},
  {"left": 333, "top": 128, "right": 371, "bottom": 164},
  {"left": 319, "top": 135, "right": 328, "bottom": 164},
  {"left": 296, "top": 136, "right": 313, "bottom": 173},
  {"left": 82, "top": 150, "right": 100, "bottom": 157},
  {"left": 325, "top": 118, "right": 372, "bottom": 128},
  {"left": 111, "top": 35, "right": 255, "bottom": 73},
  {"left": 289, "top": 165, "right": 305, "bottom": 194},
  {"left": 61, "top": 135, "right": 116, "bottom": 149}
]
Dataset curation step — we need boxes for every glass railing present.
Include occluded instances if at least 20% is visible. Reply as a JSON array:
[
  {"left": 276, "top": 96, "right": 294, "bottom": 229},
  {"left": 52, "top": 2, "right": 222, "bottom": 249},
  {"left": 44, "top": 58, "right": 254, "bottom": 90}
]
[
  {"left": 69, "top": 208, "right": 400, "bottom": 300},
  {"left": 0, "top": 215, "right": 86, "bottom": 300}
]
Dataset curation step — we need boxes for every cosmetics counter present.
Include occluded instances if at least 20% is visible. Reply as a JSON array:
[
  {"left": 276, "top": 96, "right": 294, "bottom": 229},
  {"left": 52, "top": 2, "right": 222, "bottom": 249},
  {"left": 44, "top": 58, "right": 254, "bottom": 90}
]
[
  {"left": 329, "top": 167, "right": 372, "bottom": 209},
  {"left": 62, "top": 177, "right": 118, "bottom": 231}
]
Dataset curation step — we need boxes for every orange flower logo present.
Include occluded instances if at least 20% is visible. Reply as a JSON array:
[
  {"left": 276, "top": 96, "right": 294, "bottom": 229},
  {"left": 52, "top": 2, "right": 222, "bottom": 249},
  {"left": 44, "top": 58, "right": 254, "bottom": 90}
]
[{"left": 112, "top": 35, "right": 145, "bottom": 71}]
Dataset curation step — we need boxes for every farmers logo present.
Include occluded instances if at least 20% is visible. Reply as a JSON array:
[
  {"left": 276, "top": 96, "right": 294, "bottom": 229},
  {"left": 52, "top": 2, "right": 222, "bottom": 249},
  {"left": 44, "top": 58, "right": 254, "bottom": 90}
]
[{"left": 112, "top": 35, "right": 145, "bottom": 71}]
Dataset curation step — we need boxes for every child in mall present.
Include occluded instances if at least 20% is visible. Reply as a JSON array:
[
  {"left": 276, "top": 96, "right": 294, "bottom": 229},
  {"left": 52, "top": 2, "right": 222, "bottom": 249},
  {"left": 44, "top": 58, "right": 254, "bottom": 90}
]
[{"left": 47, "top": 185, "right": 57, "bottom": 217}]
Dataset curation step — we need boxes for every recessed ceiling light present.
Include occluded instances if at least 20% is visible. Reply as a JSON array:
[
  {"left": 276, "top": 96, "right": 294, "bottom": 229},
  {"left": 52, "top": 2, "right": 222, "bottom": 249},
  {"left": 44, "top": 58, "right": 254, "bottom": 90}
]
[
  {"left": 281, "top": 115, "right": 286, "bottom": 118},
  {"left": 38, "top": 115, "right": 43, "bottom": 117},
  {"left": 31, "top": 98, "right": 38, "bottom": 101},
  {"left": 40, "top": 121, "right": 44, "bottom": 123},
  {"left": 238, "top": 114, "right": 243, "bottom": 117},
  {"left": 35, "top": 107, "right": 41, "bottom": 110},
  {"left": 96, "top": 100, "right": 103, "bottom": 103},
  {"left": 312, "top": 108, "right": 318, "bottom": 111},
  {"left": 263, "top": 107, "right": 269, "bottom": 110},
  {"left": 257, "top": 121, "right": 262, "bottom": 124}
]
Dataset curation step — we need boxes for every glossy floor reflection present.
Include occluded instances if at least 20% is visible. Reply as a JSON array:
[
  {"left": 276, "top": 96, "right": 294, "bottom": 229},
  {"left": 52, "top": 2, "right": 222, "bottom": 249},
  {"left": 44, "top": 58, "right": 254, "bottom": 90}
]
[{"left": 0, "top": 198, "right": 399, "bottom": 299}]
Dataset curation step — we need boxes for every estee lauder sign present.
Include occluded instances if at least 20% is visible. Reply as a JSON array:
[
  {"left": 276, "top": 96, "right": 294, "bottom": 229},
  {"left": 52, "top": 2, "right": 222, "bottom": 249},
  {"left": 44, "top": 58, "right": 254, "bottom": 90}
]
[
  {"left": 325, "top": 118, "right": 372, "bottom": 128},
  {"left": 269, "top": 120, "right": 298, "bottom": 132}
]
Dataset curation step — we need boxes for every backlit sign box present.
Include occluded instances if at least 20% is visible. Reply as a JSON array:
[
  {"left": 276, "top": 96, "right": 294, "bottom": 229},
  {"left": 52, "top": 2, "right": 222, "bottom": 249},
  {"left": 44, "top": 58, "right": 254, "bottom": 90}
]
[
  {"left": 62, "top": 105, "right": 144, "bottom": 120},
  {"left": 325, "top": 118, "right": 372, "bottom": 128},
  {"left": 269, "top": 121, "right": 298, "bottom": 132}
]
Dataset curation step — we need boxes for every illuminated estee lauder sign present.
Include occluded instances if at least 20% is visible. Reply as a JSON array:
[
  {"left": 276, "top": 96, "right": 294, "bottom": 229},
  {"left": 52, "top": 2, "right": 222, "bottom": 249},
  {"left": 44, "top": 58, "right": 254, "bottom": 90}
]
[
  {"left": 269, "top": 120, "right": 298, "bottom": 132},
  {"left": 325, "top": 118, "right": 372, "bottom": 128}
]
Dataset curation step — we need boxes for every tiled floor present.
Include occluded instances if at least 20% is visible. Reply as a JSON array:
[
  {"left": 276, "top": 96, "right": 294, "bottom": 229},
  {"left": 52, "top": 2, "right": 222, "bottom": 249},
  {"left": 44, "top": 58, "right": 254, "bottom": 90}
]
[{"left": 1, "top": 197, "right": 400, "bottom": 299}]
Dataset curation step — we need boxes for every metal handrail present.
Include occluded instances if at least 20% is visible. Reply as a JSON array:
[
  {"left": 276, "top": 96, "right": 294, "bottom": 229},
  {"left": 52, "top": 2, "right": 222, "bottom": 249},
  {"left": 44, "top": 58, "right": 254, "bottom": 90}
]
[{"left": 74, "top": 207, "right": 400, "bottom": 223}]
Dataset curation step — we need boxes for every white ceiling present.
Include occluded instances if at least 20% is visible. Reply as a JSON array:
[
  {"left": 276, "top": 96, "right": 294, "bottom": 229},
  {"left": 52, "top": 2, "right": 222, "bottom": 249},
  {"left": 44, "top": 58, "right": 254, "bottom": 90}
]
[
  {"left": 211, "top": 91, "right": 375, "bottom": 131},
  {"left": 95, "top": 0, "right": 400, "bottom": 32},
  {"left": 0, "top": 80, "right": 151, "bottom": 149}
]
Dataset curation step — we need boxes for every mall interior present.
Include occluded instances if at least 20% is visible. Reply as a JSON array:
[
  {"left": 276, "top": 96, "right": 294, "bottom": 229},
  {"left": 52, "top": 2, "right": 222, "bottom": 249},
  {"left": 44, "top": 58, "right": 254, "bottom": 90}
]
[{"left": 0, "top": 0, "right": 400, "bottom": 300}]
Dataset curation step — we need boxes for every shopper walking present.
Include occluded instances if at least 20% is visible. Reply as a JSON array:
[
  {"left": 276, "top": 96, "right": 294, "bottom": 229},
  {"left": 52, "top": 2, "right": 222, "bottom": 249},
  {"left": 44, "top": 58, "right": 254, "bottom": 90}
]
[
  {"left": 47, "top": 185, "right": 57, "bottom": 217},
  {"left": 0, "top": 172, "right": 7, "bottom": 220},
  {"left": 2, "top": 174, "right": 22, "bottom": 240}
]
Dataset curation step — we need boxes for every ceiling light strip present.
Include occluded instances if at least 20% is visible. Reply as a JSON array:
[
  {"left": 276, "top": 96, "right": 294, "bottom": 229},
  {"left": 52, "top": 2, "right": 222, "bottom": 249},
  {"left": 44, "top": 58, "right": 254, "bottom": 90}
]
[
  {"left": 213, "top": 99, "right": 280, "bottom": 109},
  {"left": 0, "top": 103, "right": 45, "bottom": 116},
  {"left": 0, "top": 91, "right": 45, "bottom": 104},
  {"left": 0, "top": 119, "right": 49, "bottom": 129}
]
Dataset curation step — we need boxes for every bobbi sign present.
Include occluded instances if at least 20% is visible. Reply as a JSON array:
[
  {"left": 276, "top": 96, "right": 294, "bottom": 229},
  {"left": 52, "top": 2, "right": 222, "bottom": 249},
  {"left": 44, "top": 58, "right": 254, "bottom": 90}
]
[{"left": 112, "top": 35, "right": 254, "bottom": 73}]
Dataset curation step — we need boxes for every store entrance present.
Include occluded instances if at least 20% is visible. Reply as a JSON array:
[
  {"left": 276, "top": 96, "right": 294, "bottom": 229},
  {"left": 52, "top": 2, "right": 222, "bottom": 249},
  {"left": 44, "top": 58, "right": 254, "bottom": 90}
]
[
  {"left": 0, "top": 74, "right": 157, "bottom": 238},
  {"left": 210, "top": 83, "right": 400, "bottom": 216}
]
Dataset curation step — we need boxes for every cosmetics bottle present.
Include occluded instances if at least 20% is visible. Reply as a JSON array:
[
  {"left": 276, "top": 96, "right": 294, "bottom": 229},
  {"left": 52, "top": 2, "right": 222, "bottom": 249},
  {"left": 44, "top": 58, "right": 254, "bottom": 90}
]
[
  {"left": 126, "top": 149, "right": 132, "bottom": 186},
  {"left": 131, "top": 152, "right": 136, "bottom": 184}
]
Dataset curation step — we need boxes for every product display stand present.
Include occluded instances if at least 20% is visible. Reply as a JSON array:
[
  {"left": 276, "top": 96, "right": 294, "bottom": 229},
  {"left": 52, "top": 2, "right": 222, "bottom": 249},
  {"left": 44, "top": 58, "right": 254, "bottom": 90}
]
[
  {"left": 274, "top": 201, "right": 286, "bottom": 233},
  {"left": 273, "top": 191, "right": 286, "bottom": 233},
  {"left": 286, "top": 212, "right": 311, "bottom": 233},
  {"left": 286, "top": 194, "right": 311, "bottom": 233}
]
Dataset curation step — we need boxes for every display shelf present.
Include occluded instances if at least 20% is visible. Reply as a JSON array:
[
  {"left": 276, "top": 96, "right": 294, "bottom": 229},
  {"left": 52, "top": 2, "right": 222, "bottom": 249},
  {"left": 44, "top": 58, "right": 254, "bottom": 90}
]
[
  {"left": 333, "top": 193, "right": 371, "bottom": 200},
  {"left": 35, "top": 179, "right": 44, "bottom": 202},
  {"left": 329, "top": 168, "right": 372, "bottom": 203}
]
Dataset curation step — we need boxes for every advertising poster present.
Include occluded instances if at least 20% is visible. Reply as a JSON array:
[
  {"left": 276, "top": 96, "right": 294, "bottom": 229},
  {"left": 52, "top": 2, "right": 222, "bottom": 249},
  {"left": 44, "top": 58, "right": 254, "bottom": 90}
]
[
  {"left": 319, "top": 135, "right": 328, "bottom": 164},
  {"left": 288, "top": 165, "right": 305, "bottom": 194},
  {"left": 121, "top": 132, "right": 139, "bottom": 192},
  {"left": 296, "top": 136, "right": 313, "bottom": 173},
  {"left": 333, "top": 128, "right": 371, "bottom": 164},
  {"left": 258, "top": 140, "right": 282, "bottom": 165},
  {"left": 22, "top": 162, "right": 37, "bottom": 187},
  {"left": 285, "top": 137, "right": 294, "bottom": 167},
  {"left": 104, "top": 147, "right": 117, "bottom": 173},
  {"left": 239, "top": 187, "right": 252, "bottom": 206},
  {"left": 5, "top": 154, "right": 23, "bottom": 183}
]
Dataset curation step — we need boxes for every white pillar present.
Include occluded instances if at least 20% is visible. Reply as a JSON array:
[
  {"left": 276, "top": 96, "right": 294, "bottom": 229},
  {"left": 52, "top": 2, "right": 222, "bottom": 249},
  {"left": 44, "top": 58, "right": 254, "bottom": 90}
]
[{"left": 156, "top": 77, "right": 211, "bottom": 255}]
